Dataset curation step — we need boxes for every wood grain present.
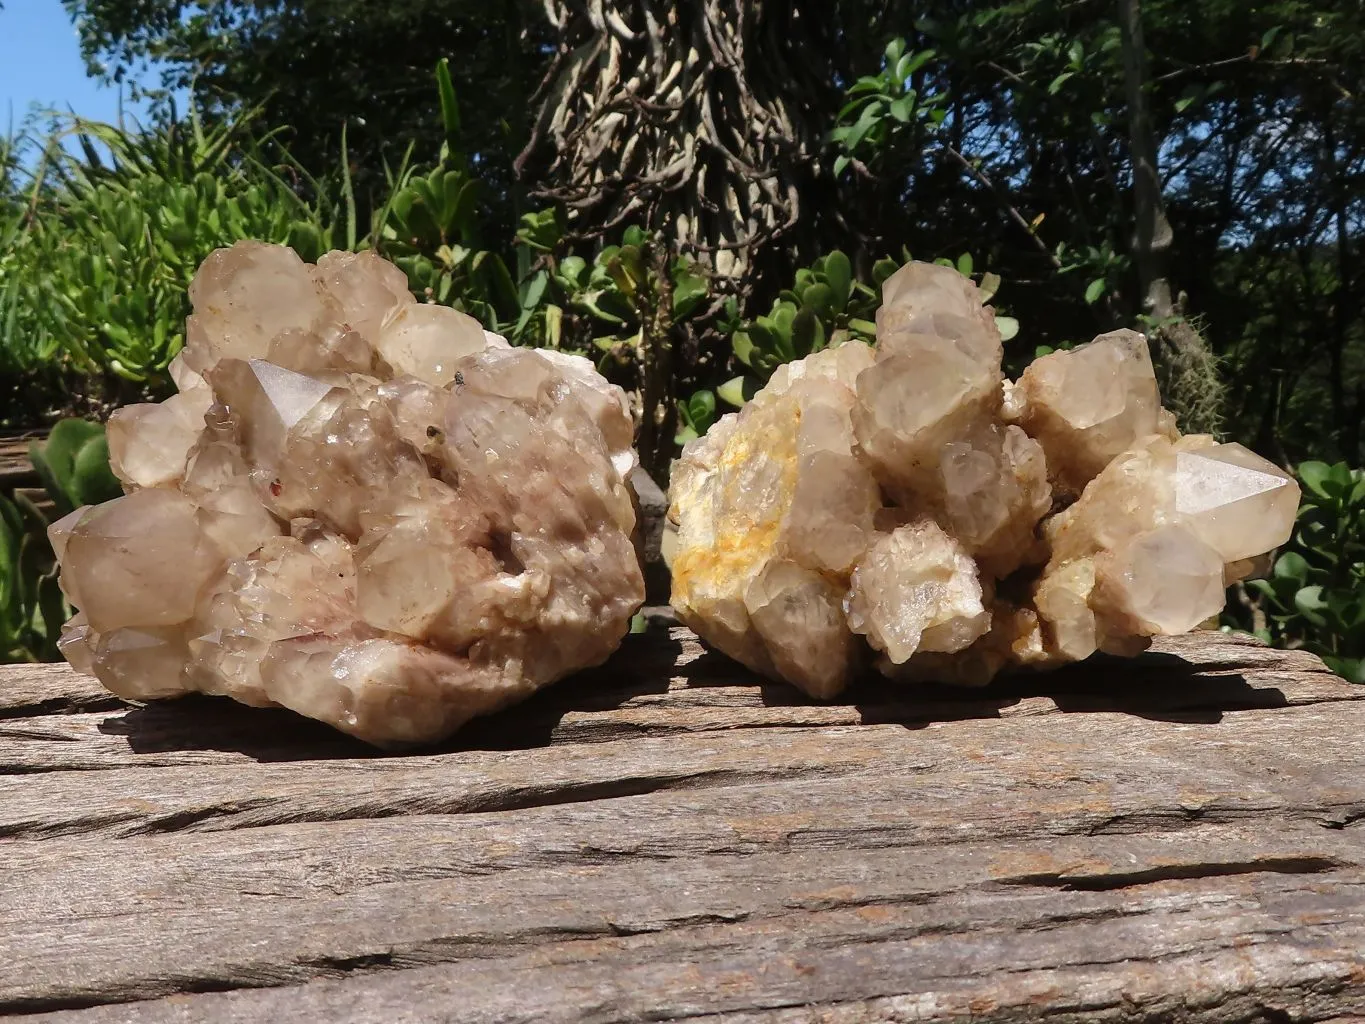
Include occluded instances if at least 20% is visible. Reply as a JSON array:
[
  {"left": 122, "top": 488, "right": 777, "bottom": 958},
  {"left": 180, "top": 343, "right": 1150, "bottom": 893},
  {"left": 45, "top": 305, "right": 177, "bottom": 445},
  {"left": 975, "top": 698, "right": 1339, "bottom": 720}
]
[
  {"left": 2, "top": 627, "right": 1363, "bottom": 1023},
  {"left": 0, "top": 434, "right": 37, "bottom": 493}
]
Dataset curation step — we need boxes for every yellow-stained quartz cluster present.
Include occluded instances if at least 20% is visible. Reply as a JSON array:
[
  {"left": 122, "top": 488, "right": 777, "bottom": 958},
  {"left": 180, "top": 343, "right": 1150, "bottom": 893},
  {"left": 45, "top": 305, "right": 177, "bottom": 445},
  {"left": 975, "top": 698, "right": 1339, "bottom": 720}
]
[
  {"left": 51, "top": 241, "right": 644, "bottom": 747},
  {"left": 667, "top": 261, "right": 1299, "bottom": 696}
]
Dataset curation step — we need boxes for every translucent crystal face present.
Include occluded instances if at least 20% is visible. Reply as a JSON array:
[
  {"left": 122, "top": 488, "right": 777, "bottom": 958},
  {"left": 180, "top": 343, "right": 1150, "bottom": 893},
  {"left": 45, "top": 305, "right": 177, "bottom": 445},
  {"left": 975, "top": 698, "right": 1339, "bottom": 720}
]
[
  {"left": 50, "top": 241, "right": 645, "bottom": 747},
  {"left": 846, "top": 520, "right": 990, "bottom": 665},
  {"left": 61, "top": 490, "right": 221, "bottom": 633},
  {"left": 183, "top": 242, "right": 329, "bottom": 372},
  {"left": 1096, "top": 524, "right": 1227, "bottom": 635},
  {"left": 667, "top": 260, "right": 1301, "bottom": 698},
  {"left": 1015, "top": 329, "right": 1164, "bottom": 493},
  {"left": 375, "top": 304, "right": 488, "bottom": 387},
  {"left": 1173, "top": 443, "right": 1298, "bottom": 562}
]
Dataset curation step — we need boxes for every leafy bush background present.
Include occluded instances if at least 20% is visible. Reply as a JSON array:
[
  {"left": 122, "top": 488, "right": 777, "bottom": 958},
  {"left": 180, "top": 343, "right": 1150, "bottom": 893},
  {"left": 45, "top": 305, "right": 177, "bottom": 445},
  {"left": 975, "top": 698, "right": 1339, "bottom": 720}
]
[{"left": 2, "top": 0, "right": 1363, "bottom": 674}]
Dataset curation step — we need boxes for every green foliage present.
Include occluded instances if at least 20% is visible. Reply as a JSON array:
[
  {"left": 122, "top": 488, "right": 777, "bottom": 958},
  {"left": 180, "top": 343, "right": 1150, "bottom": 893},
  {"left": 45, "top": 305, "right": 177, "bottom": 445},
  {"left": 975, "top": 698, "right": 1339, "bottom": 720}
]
[
  {"left": 0, "top": 489, "right": 65, "bottom": 663},
  {"left": 28, "top": 418, "right": 122, "bottom": 516},
  {"left": 2, "top": 108, "right": 342, "bottom": 411},
  {"left": 730, "top": 250, "right": 880, "bottom": 386},
  {"left": 830, "top": 39, "right": 947, "bottom": 177},
  {"left": 675, "top": 390, "right": 717, "bottom": 447},
  {"left": 63, "top": 0, "right": 546, "bottom": 240},
  {"left": 0, "top": 417, "right": 118, "bottom": 664},
  {"left": 376, "top": 140, "right": 509, "bottom": 319},
  {"left": 1236, "top": 462, "right": 1365, "bottom": 683}
]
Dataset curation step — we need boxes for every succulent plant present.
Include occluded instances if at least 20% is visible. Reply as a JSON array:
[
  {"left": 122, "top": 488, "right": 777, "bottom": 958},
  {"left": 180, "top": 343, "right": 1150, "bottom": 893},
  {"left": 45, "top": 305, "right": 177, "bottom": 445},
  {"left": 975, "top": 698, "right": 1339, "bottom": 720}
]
[{"left": 29, "top": 417, "right": 122, "bottom": 517}]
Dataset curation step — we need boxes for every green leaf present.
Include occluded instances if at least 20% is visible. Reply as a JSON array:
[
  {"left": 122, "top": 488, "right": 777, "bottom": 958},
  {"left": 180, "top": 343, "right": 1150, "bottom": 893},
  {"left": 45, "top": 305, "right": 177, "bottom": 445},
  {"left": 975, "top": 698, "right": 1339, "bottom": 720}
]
[
  {"left": 1322, "top": 656, "right": 1365, "bottom": 684},
  {"left": 802, "top": 282, "right": 835, "bottom": 317},
  {"left": 717, "top": 376, "right": 749, "bottom": 409},
  {"left": 436, "top": 58, "right": 462, "bottom": 143},
  {"left": 1294, "top": 585, "right": 1328, "bottom": 627},
  {"left": 1048, "top": 72, "right": 1074, "bottom": 95},
  {"left": 519, "top": 269, "right": 549, "bottom": 312},
  {"left": 994, "top": 316, "right": 1019, "bottom": 341},
  {"left": 823, "top": 251, "right": 853, "bottom": 312},
  {"left": 833, "top": 155, "right": 851, "bottom": 178},
  {"left": 1297, "top": 461, "right": 1334, "bottom": 500},
  {"left": 956, "top": 252, "right": 974, "bottom": 277},
  {"left": 904, "top": 49, "right": 936, "bottom": 77},
  {"left": 979, "top": 272, "right": 1001, "bottom": 302},
  {"left": 1273, "top": 551, "right": 1310, "bottom": 581},
  {"left": 672, "top": 268, "right": 708, "bottom": 320},
  {"left": 1327, "top": 462, "right": 1354, "bottom": 494},
  {"left": 1084, "top": 277, "right": 1106, "bottom": 304},
  {"left": 31, "top": 418, "right": 106, "bottom": 515},
  {"left": 543, "top": 303, "right": 563, "bottom": 347},
  {"left": 1246, "top": 578, "right": 1287, "bottom": 611},
  {"left": 889, "top": 96, "right": 915, "bottom": 123},
  {"left": 688, "top": 390, "right": 717, "bottom": 432},
  {"left": 791, "top": 306, "right": 818, "bottom": 357},
  {"left": 70, "top": 436, "right": 121, "bottom": 506},
  {"left": 36, "top": 571, "right": 67, "bottom": 660},
  {"left": 732, "top": 330, "right": 756, "bottom": 367},
  {"left": 872, "top": 257, "right": 900, "bottom": 287},
  {"left": 552, "top": 258, "right": 585, "bottom": 293}
]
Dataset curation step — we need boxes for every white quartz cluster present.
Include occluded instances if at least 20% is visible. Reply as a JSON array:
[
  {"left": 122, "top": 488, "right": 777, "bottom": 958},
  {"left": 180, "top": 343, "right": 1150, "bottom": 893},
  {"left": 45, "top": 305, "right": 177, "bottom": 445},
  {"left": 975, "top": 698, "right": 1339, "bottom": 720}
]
[{"left": 667, "top": 261, "right": 1299, "bottom": 696}]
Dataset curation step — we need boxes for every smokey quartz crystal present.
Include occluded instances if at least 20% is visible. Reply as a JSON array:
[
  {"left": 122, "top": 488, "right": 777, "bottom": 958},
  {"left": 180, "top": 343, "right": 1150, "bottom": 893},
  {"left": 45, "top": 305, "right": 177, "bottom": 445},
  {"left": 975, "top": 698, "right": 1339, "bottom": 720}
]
[{"left": 52, "top": 242, "right": 645, "bottom": 747}]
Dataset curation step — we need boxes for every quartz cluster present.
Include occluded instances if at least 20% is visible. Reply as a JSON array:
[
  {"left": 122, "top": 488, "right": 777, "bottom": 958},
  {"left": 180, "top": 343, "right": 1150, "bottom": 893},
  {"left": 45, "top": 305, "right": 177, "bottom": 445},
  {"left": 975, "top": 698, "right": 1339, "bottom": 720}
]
[
  {"left": 52, "top": 242, "right": 645, "bottom": 746},
  {"left": 667, "top": 261, "right": 1299, "bottom": 696}
]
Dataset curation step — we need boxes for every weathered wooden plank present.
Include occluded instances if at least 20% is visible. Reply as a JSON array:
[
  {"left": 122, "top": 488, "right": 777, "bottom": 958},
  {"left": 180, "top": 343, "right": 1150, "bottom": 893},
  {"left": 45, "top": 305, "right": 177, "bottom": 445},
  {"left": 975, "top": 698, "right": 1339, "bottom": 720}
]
[
  {"left": 0, "top": 629, "right": 1353, "bottom": 775},
  {"left": 0, "top": 434, "right": 37, "bottom": 492},
  {"left": 22, "top": 870, "right": 1365, "bottom": 1022},
  {"left": 3, "top": 796, "right": 1362, "bottom": 1011},
  {"left": 0, "top": 627, "right": 1346, "bottom": 717},
  {"left": 4, "top": 699, "right": 1365, "bottom": 841},
  {"left": 2, "top": 628, "right": 1362, "bottom": 1023}
]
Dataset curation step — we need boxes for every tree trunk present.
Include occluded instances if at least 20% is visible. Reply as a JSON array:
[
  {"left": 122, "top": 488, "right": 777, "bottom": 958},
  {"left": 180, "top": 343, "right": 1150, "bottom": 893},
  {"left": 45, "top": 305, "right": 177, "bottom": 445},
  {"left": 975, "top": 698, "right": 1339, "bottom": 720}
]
[
  {"left": 1117, "top": 0, "right": 1224, "bottom": 436},
  {"left": 1117, "top": 0, "right": 1173, "bottom": 320},
  {"left": 517, "top": 0, "right": 833, "bottom": 301}
]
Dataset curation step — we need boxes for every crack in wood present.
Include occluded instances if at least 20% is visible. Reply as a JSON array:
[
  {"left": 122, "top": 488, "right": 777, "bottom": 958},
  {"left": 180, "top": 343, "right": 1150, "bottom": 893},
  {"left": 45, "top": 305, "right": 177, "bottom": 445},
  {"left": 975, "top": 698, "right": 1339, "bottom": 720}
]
[
  {"left": 996, "top": 855, "right": 1346, "bottom": 892},
  {"left": 3, "top": 630, "right": 1364, "bottom": 1022}
]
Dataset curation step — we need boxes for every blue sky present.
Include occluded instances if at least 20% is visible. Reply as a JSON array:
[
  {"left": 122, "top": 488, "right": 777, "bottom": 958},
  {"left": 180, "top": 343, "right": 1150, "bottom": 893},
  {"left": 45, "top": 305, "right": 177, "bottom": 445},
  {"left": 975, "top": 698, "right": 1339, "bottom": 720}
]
[{"left": 0, "top": 0, "right": 163, "bottom": 131}]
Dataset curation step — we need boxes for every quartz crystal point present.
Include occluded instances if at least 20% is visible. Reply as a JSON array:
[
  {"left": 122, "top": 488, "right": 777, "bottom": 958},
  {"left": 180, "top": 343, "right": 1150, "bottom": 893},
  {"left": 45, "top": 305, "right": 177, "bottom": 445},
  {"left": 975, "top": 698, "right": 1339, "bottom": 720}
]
[
  {"left": 52, "top": 241, "right": 645, "bottom": 747},
  {"left": 667, "top": 260, "right": 1300, "bottom": 697}
]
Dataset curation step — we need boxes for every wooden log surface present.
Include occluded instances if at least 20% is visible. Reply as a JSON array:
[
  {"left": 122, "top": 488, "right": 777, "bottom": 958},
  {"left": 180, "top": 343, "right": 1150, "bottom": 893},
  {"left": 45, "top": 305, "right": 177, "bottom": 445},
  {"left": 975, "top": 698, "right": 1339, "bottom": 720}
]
[
  {"left": 2, "top": 626, "right": 1364, "bottom": 1023},
  {"left": 0, "top": 434, "right": 38, "bottom": 493}
]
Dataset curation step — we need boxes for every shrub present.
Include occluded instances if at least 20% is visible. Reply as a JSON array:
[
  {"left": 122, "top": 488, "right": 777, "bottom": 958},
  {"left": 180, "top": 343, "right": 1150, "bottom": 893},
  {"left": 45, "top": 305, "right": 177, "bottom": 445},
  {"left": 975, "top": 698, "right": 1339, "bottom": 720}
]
[
  {"left": 1232, "top": 461, "right": 1365, "bottom": 682},
  {"left": 1, "top": 107, "right": 343, "bottom": 420},
  {"left": 0, "top": 418, "right": 121, "bottom": 663}
]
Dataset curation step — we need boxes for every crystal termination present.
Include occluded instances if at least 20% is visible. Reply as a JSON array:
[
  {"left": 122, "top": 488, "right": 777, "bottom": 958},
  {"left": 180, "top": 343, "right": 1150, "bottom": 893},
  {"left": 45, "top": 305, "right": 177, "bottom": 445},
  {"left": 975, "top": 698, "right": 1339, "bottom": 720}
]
[{"left": 667, "top": 262, "right": 1298, "bottom": 695}]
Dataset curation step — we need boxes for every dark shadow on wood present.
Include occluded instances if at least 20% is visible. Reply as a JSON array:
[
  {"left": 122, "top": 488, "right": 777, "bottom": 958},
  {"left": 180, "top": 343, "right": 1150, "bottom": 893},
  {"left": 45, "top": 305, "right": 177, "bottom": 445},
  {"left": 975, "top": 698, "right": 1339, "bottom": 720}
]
[
  {"left": 98, "top": 698, "right": 377, "bottom": 762},
  {"left": 96, "top": 627, "right": 689, "bottom": 761},
  {"left": 92, "top": 626, "right": 1284, "bottom": 760}
]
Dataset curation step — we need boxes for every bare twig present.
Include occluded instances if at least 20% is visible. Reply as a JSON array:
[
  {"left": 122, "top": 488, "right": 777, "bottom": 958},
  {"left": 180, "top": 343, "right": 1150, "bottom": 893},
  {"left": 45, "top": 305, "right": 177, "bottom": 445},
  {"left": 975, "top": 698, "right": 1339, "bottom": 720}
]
[{"left": 941, "top": 142, "right": 1062, "bottom": 268}]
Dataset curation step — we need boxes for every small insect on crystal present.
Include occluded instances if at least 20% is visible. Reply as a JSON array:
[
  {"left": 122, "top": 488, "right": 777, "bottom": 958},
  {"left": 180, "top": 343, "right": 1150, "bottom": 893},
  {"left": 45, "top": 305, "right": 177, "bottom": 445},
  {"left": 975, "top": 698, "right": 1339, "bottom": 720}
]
[{"left": 454, "top": 371, "right": 465, "bottom": 390}]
